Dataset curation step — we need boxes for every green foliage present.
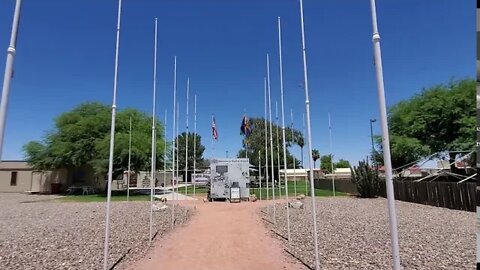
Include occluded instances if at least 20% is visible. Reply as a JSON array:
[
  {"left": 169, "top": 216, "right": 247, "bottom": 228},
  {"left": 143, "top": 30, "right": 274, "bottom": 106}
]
[
  {"left": 320, "top": 155, "right": 333, "bottom": 173},
  {"left": 175, "top": 132, "right": 206, "bottom": 172},
  {"left": 236, "top": 117, "right": 303, "bottom": 169},
  {"left": 376, "top": 79, "right": 475, "bottom": 168},
  {"left": 320, "top": 155, "right": 350, "bottom": 173},
  {"left": 351, "top": 160, "right": 380, "bottom": 198},
  {"left": 311, "top": 149, "right": 320, "bottom": 168},
  {"left": 23, "top": 102, "right": 168, "bottom": 178},
  {"left": 335, "top": 159, "right": 351, "bottom": 168}
]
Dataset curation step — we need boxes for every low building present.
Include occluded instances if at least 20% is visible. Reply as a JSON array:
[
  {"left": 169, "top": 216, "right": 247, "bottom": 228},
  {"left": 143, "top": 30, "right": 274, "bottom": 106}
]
[
  {"left": 279, "top": 168, "right": 323, "bottom": 181},
  {"left": 0, "top": 160, "right": 99, "bottom": 193},
  {"left": 325, "top": 167, "right": 352, "bottom": 180}
]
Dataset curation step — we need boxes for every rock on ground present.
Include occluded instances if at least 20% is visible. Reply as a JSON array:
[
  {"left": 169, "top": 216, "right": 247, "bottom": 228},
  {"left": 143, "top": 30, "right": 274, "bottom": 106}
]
[
  {"left": 262, "top": 197, "right": 475, "bottom": 270},
  {"left": 0, "top": 193, "right": 193, "bottom": 270}
]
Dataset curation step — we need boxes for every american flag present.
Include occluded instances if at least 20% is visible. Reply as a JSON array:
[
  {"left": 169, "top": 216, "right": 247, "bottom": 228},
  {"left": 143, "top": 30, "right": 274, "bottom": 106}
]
[{"left": 212, "top": 115, "right": 218, "bottom": 140}]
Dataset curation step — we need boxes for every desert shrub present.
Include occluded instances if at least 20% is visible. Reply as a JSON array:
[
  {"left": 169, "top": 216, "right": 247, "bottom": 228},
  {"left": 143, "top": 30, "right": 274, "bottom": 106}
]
[{"left": 351, "top": 160, "right": 380, "bottom": 198}]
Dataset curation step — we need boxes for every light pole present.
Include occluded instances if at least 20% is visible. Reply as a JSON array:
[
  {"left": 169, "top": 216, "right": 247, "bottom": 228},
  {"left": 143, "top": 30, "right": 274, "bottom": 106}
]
[{"left": 370, "top": 118, "right": 377, "bottom": 168}]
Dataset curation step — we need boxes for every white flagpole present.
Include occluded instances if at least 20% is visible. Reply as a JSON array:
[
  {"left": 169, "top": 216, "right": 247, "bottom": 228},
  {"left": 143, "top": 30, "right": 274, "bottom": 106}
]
[
  {"left": 275, "top": 101, "right": 281, "bottom": 198},
  {"left": 103, "top": 0, "right": 122, "bottom": 269},
  {"left": 164, "top": 110, "right": 167, "bottom": 191},
  {"left": 369, "top": 0, "right": 401, "bottom": 268},
  {"left": 193, "top": 94, "right": 197, "bottom": 197},
  {"left": 267, "top": 54, "right": 276, "bottom": 223},
  {"left": 127, "top": 116, "right": 132, "bottom": 202},
  {"left": 176, "top": 102, "right": 180, "bottom": 200},
  {"left": 0, "top": 0, "right": 22, "bottom": 161},
  {"left": 328, "top": 112, "right": 335, "bottom": 196},
  {"left": 299, "top": 0, "right": 320, "bottom": 268},
  {"left": 184, "top": 78, "right": 190, "bottom": 198},
  {"left": 290, "top": 109, "right": 297, "bottom": 197},
  {"left": 264, "top": 77, "right": 270, "bottom": 204},
  {"left": 149, "top": 18, "right": 158, "bottom": 244},
  {"left": 211, "top": 114, "right": 214, "bottom": 159},
  {"left": 303, "top": 112, "right": 307, "bottom": 195},
  {"left": 278, "top": 17, "right": 291, "bottom": 243},
  {"left": 171, "top": 56, "right": 177, "bottom": 228},
  {"left": 258, "top": 150, "right": 262, "bottom": 200}
]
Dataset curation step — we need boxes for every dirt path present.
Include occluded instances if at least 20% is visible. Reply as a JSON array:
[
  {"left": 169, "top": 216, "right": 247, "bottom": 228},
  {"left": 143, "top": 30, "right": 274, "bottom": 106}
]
[{"left": 127, "top": 200, "right": 306, "bottom": 270}]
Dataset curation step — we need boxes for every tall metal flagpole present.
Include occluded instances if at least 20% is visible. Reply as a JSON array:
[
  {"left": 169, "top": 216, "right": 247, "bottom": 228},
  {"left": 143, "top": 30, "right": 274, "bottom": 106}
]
[
  {"left": 103, "top": 0, "right": 122, "bottom": 269},
  {"left": 164, "top": 110, "right": 167, "bottom": 191},
  {"left": 0, "top": 0, "right": 22, "bottom": 161},
  {"left": 369, "top": 0, "right": 401, "bottom": 268},
  {"left": 290, "top": 109, "right": 297, "bottom": 197},
  {"left": 275, "top": 101, "right": 281, "bottom": 198},
  {"left": 277, "top": 16, "right": 291, "bottom": 243},
  {"left": 299, "top": 0, "right": 320, "bottom": 268},
  {"left": 171, "top": 56, "right": 177, "bottom": 228},
  {"left": 184, "top": 78, "right": 190, "bottom": 198},
  {"left": 328, "top": 113, "right": 335, "bottom": 196},
  {"left": 193, "top": 94, "right": 197, "bottom": 197},
  {"left": 303, "top": 112, "right": 307, "bottom": 195},
  {"left": 258, "top": 150, "right": 262, "bottom": 200},
  {"left": 264, "top": 77, "right": 270, "bottom": 204},
  {"left": 211, "top": 114, "right": 214, "bottom": 159},
  {"left": 176, "top": 103, "right": 180, "bottom": 200},
  {"left": 267, "top": 54, "right": 276, "bottom": 222},
  {"left": 149, "top": 18, "right": 158, "bottom": 244},
  {"left": 127, "top": 116, "right": 132, "bottom": 202}
]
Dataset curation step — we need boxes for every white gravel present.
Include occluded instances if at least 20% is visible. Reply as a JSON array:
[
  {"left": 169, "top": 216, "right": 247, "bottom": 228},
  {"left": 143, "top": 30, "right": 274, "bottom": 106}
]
[
  {"left": 262, "top": 197, "right": 475, "bottom": 270},
  {"left": 0, "top": 193, "right": 193, "bottom": 270}
]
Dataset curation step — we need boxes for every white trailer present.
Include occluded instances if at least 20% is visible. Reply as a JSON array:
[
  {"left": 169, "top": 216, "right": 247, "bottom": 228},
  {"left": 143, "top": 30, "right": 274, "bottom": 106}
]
[{"left": 207, "top": 158, "right": 250, "bottom": 202}]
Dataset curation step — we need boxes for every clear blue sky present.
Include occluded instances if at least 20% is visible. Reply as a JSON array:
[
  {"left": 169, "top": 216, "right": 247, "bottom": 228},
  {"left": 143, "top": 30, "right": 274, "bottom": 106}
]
[{"left": 0, "top": 0, "right": 475, "bottom": 165}]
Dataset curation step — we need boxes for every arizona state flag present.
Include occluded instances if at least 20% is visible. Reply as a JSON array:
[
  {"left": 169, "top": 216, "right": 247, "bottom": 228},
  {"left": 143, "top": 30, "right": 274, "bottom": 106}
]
[{"left": 240, "top": 114, "right": 252, "bottom": 137}]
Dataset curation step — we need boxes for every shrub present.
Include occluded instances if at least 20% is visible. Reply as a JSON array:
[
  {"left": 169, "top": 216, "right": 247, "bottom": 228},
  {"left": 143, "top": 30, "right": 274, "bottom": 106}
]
[{"left": 351, "top": 160, "right": 380, "bottom": 198}]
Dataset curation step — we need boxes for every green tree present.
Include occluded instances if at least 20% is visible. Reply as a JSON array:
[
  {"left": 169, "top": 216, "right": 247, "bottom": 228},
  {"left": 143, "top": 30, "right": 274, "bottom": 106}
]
[
  {"left": 320, "top": 154, "right": 334, "bottom": 174},
  {"left": 375, "top": 79, "right": 475, "bottom": 169},
  {"left": 297, "top": 135, "right": 305, "bottom": 168},
  {"left": 175, "top": 132, "right": 206, "bottom": 179},
  {"left": 236, "top": 117, "right": 303, "bottom": 169},
  {"left": 312, "top": 149, "right": 320, "bottom": 168},
  {"left": 23, "top": 102, "right": 167, "bottom": 180},
  {"left": 335, "top": 159, "right": 351, "bottom": 168}
]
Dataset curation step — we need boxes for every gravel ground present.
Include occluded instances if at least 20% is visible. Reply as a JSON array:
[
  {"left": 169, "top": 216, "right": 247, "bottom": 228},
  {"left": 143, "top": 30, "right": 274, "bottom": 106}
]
[
  {"left": 262, "top": 197, "right": 475, "bottom": 270},
  {"left": 0, "top": 193, "right": 194, "bottom": 270}
]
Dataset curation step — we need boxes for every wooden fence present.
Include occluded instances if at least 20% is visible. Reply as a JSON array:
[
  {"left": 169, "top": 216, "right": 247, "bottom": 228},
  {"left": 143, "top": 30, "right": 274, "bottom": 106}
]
[
  {"left": 315, "top": 178, "right": 476, "bottom": 212},
  {"left": 378, "top": 181, "right": 476, "bottom": 212}
]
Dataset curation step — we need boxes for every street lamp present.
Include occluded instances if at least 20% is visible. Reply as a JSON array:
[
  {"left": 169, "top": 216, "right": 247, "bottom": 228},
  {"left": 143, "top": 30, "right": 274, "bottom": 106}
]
[{"left": 370, "top": 118, "right": 377, "bottom": 168}]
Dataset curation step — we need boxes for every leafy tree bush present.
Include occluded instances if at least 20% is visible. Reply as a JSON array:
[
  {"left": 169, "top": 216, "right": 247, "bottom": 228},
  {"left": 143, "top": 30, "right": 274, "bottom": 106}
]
[
  {"left": 375, "top": 79, "right": 475, "bottom": 168},
  {"left": 23, "top": 102, "right": 170, "bottom": 179},
  {"left": 351, "top": 160, "right": 380, "bottom": 198}
]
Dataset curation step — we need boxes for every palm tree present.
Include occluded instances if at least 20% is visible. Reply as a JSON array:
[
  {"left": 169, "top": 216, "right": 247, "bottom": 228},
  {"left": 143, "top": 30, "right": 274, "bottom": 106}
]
[
  {"left": 312, "top": 149, "right": 320, "bottom": 168},
  {"left": 297, "top": 135, "right": 305, "bottom": 168}
]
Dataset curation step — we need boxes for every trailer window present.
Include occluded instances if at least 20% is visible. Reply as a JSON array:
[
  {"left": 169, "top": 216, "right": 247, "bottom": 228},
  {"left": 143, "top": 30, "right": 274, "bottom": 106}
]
[{"left": 216, "top": 165, "right": 228, "bottom": 174}]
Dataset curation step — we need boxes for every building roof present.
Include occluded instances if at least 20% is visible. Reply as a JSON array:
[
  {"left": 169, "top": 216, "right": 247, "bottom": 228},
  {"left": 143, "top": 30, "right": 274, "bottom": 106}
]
[
  {"left": 334, "top": 168, "right": 351, "bottom": 174},
  {"left": 0, "top": 160, "right": 32, "bottom": 170}
]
